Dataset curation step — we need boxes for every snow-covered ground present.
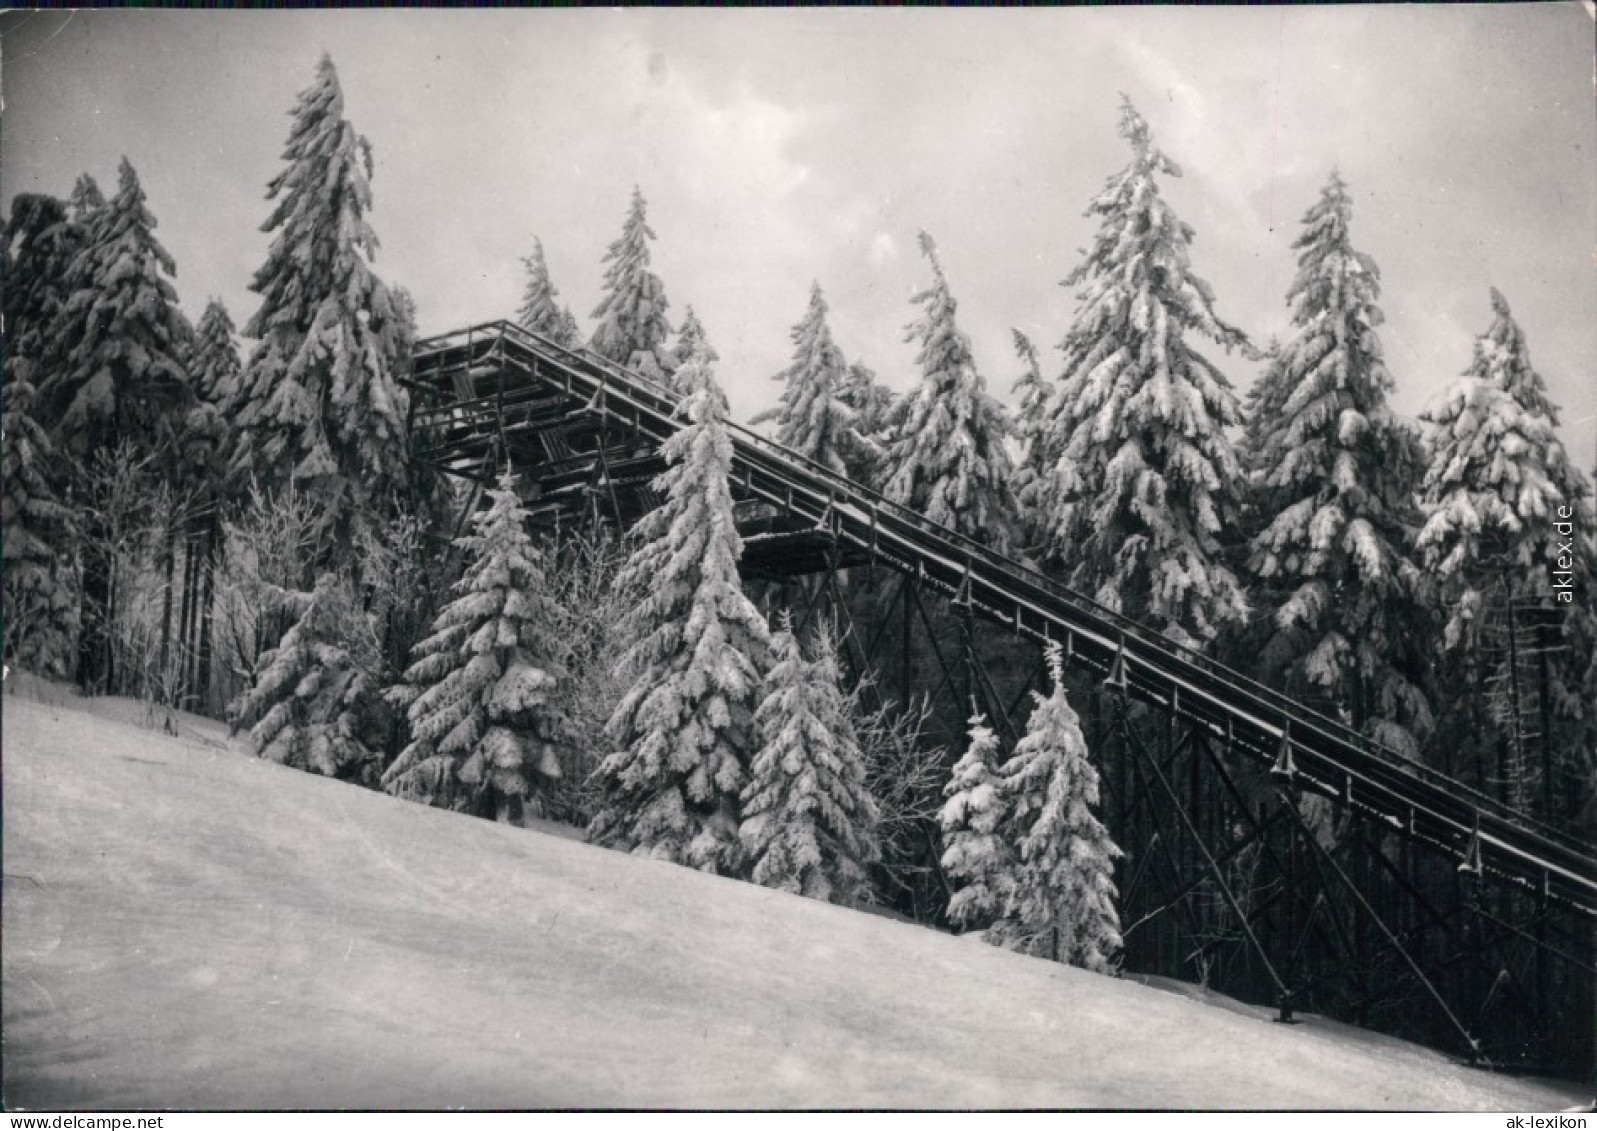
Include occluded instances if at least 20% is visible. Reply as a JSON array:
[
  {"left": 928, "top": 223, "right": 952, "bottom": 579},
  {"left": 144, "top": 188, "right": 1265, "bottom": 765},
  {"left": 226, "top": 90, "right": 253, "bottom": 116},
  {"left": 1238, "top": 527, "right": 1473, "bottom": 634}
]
[{"left": 2, "top": 683, "right": 1586, "bottom": 1110}]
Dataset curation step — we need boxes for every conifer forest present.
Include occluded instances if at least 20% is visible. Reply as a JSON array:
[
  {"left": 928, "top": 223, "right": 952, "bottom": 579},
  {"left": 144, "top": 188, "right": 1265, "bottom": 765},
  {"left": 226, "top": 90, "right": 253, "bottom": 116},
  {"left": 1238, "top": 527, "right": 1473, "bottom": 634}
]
[{"left": 3, "top": 9, "right": 1594, "bottom": 1084}]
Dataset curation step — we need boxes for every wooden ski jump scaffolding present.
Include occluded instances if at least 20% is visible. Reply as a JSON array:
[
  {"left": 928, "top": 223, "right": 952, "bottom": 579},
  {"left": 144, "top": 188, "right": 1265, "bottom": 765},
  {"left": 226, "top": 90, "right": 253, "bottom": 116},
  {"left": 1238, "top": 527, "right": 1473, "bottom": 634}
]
[{"left": 405, "top": 320, "right": 1597, "bottom": 1079}]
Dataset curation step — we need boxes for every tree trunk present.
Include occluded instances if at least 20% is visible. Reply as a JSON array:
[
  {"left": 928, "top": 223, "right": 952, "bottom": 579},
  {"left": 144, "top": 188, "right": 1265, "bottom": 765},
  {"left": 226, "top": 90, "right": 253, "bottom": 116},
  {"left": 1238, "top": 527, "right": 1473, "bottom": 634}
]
[
  {"left": 76, "top": 536, "right": 112, "bottom": 695},
  {"left": 158, "top": 512, "right": 178, "bottom": 699},
  {"left": 105, "top": 558, "right": 119, "bottom": 694},
  {"left": 195, "top": 515, "right": 219, "bottom": 713},
  {"left": 183, "top": 538, "right": 202, "bottom": 704}
]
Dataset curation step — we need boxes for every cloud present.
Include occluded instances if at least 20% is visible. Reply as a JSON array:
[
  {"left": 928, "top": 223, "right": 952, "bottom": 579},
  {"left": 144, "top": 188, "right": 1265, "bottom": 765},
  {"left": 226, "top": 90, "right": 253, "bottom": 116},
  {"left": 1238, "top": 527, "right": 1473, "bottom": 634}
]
[
  {"left": 618, "top": 37, "right": 814, "bottom": 233},
  {"left": 1113, "top": 30, "right": 1292, "bottom": 249},
  {"left": 4, "top": 8, "right": 1587, "bottom": 470}
]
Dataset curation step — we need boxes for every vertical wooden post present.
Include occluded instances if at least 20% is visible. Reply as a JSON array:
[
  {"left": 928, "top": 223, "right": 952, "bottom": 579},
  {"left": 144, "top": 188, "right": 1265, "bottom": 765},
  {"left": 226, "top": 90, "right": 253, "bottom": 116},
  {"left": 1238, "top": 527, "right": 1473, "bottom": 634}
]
[
  {"left": 1279, "top": 791, "right": 1296, "bottom": 1022},
  {"left": 1534, "top": 615, "right": 1554, "bottom": 823},
  {"left": 1501, "top": 569, "right": 1526, "bottom": 811}
]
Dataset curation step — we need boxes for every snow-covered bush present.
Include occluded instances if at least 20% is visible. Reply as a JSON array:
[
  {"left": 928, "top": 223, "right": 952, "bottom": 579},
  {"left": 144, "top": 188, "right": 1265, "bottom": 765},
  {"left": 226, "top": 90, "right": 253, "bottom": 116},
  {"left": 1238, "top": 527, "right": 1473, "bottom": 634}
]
[
  {"left": 538, "top": 524, "right": 647, "bottom": 826},
  {"left": 853, "top": 688, "right": 947, "bottom": 918},
  {"left": 212, "top": 481, "right": 336, "bottom": 712}
]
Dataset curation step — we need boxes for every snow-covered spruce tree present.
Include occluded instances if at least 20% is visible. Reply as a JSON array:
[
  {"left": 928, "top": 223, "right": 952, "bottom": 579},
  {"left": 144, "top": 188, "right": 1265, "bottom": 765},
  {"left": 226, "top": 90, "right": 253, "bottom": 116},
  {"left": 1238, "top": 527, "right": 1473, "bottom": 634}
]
[
  {"left": 1010, "top": 329, "right": 1046, "bottom": 455},
  {"left": 589, "top": 187, "right": 675, "bottom": 383},
  {"left": 234, "top": 571, "right": 384, "bottom": 782},
  {"left": 1244, "top": 171, "right": 1431, "bottom": 757},
  {"left": 840, "top": 360, "right": 897, "bottom": 440},
  {"left": 4, "top": 194, "right": 79, "bottom": 378},
  {"left": 516, "top": 238, "right": 574, "bottom": 344},
  {"left": 70, "top": 173, "right": 105, "bottom": 221},
  {"left": 836, "top": 360, "right": 898, "bottom": 489},
  {"left": 587, "top": 345, "right": 772, "bottom": 873},
  {"left": 190, "top": 299, "right": 245, "bottom": 418},
  {"left": 1225, "top": 332, "right": 1287, "bottom": 673},
  {"left": 383, "top": 469, "right": 568, "bottom": 824},
  {"left": 2, "top": 195, "right": 79, "bottom": 676},
  {"left": 43, "top": 158, "right": 193, "bottom": 460},
  {"left": 557, "top": 307, "right": 583, "bottom": 350},
  {"left": 939, "top": 713, "right": 1015, "bottom": 931},
  {"left": 987, "top": 643, "right": 1122, "bottom": 971},
  {"left": 3, "top": 193, "right": 80, "bottom": 437},
  {"left": 231, "top": 54, "right": 410, "bottom": 541},
  {"left": 671, "top": 304, "right": 718, "bottom": 379},
  {"left": 1239, "top": 336, "right": 1285, "bottom": 480},
  {"left": 884, "top": 232, "right": 1017, "bottom": 550},
  {"left": 390, "top": 285, "right": 420, "bottom": 373},
  {"left": 755, "top": 283, "right": 877, "bottom": 479},
  {"left": 1, "top": 366, "right": 78, "bottom": 678},
  {"left": 1418, "top": 290, "right": 1597, "bottom": 807},
  {"left": 42, "top": 159, "right": 195, "bottom": 693},
  {"left": 183, "top": 299, "right": 246, "bottom": 492},
  {"left": 1420, "top": 289, "right": 1588, "bottom": 610},
  {"left": 167, "top": 299, "right": 244, "bottom": 700},
  {"left": 1009, "top": 328, "right": 1052, "bottom": 555},
  {"left": 740, "top": 617, "right": 881, "bottom": 905},
  {"left": 1033, "top": 99, "right": 1251, "bottom": 647}
]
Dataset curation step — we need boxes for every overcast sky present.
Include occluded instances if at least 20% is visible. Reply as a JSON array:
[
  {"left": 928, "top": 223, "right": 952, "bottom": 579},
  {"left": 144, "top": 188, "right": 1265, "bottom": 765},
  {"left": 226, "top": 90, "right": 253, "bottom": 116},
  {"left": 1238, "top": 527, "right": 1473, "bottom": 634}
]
[{"left": 3, "top": 6, "right": 1593, "bottom": 471}]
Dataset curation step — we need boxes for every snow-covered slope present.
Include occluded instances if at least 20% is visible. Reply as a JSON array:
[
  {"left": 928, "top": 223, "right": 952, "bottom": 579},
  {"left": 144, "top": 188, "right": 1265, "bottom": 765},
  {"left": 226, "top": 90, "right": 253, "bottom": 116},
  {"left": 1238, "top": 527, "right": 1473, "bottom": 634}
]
[{"left": 1, "top": 686, "right": 1584, "bottom": 1110}]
